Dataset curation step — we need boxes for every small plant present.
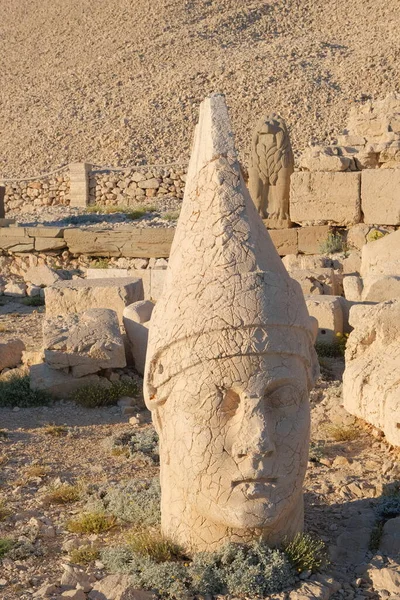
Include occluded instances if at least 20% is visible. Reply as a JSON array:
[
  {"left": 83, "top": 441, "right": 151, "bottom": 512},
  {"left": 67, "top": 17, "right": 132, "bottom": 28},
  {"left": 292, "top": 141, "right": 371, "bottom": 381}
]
[
  {"left": 367, "top": 229, "right": 387, "bottom": 243},
  {"left": 90, "top": 258, "right": 111, "bottom": 269},
  {"left": 0, "top": 375, "right": 51, "bottom": 408},
  {"left": 315, "top": 333, "right": 348, "bottom": 359},
  {"left": 111, "top": 446, "right": 130, "bottom": 458},
  {"left": 66, "top": 511, "right": 117, "bottom": 534},
  {"left": 282, "top": 533, "right": 327, "bottom": 573},
  {"left": 0, "top": 538, "right": 14, "bottom": 558},
  {"left": 73, "top": 380, "right": 139, "bottom": 408},
  {"left": 0, "top": 499, "right": 10, "bottom": 521},
  {"left": 113, "top": 428, "right": 159, "bottom": 464},
  {"left": 324, "top": 423, "right": 359, "bottom": 442},
  {"left": 44, "top": 424, "right": 69, "bottom": 437},
  {"left": 86, "top": 205, "right": 157, "bottom": 220},
  {"left": 102, "top": 477, "right": 161, "bottom": 527},
  {"left": 20, "top": 296, "right": 45, "bottom": 307},
  {"left": 69, "top": 545, "right": 101, "bottom": 565},
  {"left": 125, "top": 527, "right": 184, "bottom": 562},
  {"left": 309, "top": 441, "right": 326, "bottom": 463},
  {"left": 25, "top": 465, "right": 49, "bottom": 478},
  {"left": 163, "top": 211, "right": 180, "bottom": 222},
  {"left": 44, "top": 483, "right": 81, "bottom": 505},
  {"left": 319, "top": 232, "right": 346, "bottom": 254}
]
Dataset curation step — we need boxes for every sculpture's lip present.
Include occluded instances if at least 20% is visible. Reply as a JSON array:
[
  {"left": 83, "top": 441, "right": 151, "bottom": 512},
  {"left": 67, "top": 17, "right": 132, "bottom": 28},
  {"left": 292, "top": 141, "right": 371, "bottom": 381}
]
[{"left": 232, "top": 477, "right": 278, "bottom": 488}]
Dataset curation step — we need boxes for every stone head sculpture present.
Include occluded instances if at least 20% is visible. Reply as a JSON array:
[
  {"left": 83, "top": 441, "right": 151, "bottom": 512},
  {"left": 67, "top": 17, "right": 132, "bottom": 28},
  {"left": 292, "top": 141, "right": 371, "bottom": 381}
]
[
  {"left": 144, "top": 95, "right": 319, "bottom": 552},
  {"left": 248, "top": 113, "right": 294, "bottom": 224}
]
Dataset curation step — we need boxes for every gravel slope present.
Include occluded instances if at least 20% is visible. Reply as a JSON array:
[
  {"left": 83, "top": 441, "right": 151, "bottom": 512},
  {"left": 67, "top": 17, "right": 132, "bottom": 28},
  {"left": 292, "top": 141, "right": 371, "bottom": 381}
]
[{"left": 1, "top": 0, "right": 399, "bottom": 177}]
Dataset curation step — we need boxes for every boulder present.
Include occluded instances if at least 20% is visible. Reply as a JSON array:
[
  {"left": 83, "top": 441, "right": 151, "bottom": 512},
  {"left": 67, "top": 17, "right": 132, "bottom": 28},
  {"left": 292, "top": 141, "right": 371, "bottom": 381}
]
[
  {"left": 4, "top": 281, "right": 26, "bottom": 297},
  {"left": 305, "top": 296, "right": 343, "bottom": 343},
  {"left": 368, "top": 565, "right": 400, "bottom": 595},
  {"left": 43, "top": 309, "right": 126, "bottom": 377},
  {"left": 360, "top": 229, "right": 400, "bottom": 279},
  {"left": 24, "top": 265, "right": 64, "bottom": 287},
  {"left": 0, "top": 339, "right": 25, "bottom": 371},
  {"left": 380, "top": 516, "right": 400, "bottom": 557},
  {"left": 343, "top": 300, "right": 400, "bottom": 446},
  {"left": 123, "top": 301, "right": 154, "bottom": 375},
  {"left": 88, "top": 574, "right": 156, "bottom": 600},
  {"left": 45, "top": 278, "right": 143, "bottom": 324},
  {"left": 30, "top": 363, "right": 107, "bottom": 398}
]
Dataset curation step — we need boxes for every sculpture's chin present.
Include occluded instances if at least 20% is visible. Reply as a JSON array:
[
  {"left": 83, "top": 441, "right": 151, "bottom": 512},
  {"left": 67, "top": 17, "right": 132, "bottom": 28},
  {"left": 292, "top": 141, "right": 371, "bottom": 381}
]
[{"left": 204, "top": 496, "right": 290, "bottom": 531}]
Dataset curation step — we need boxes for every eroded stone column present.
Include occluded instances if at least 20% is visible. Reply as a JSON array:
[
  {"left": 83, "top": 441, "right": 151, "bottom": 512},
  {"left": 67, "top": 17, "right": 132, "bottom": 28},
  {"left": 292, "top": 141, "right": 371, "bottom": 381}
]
[{"left": 144, "top": 94, "right": 319, "bottom": 552}]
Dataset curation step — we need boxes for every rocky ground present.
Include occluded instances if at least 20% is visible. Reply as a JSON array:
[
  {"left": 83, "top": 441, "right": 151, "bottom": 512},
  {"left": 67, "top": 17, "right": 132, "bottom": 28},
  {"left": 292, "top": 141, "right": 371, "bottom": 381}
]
[{"left": 1, "top": 0, "right": 400, "bottom": 177}]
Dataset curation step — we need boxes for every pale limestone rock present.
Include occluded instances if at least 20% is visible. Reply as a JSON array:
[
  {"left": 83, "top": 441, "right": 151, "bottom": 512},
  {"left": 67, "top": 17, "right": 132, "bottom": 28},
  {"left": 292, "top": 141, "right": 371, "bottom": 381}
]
[
  {"left": 282, "top": 254, "right": 330, "bottom": 271},
  {"left": 248, "top": 114, "right": 293, "bottom": 222},
  {"left": 43, "top": 309, "right": 126, "bottom": 377},
  {"left": 289, "top": 268, "right": 339, "bottom": 296},
  {"left": 299, "top": 146, "right": 351, "bottom": 172},
  {"left": 361, "top": 274, "right": 400, "bottom": 302},
  {"left": 24, "top": 265, "right": 64, "bottom": 287},
  {"left": 88, "top": 575, "right": 155, "bottom": 600},
  {"left": 45, "top": 278, "right": 143, "bottom": 324},
  {"left": 123, "top": 300, "right": 154, "bottom": 375},
  {"left": 305, "top": 296, "right": 343, "bottom": 343},
  {"left": 144, "top": 95, "right": 319, "bottom": 552},
  {"left": 30, "top": 363, "right": 105, "bottom": 398},
  {"left": 60, "top": 564, "right": 92, "bottom": 593},
  {"left": 0, "top": 339, "right": 25, "bottom": 371},
  {"left": 380, "top": 516, "right": 400, "bottom": 557},
  {"left": 368, "top": 565, "right": 400, "bottom": 595},
  {"left": 343, "top": 300, "right": 400, "bottom": 446},
  {"left": 342, "top": 251, "right": 361, "bottom": 275},
  {"left": 297, "top": 225, "right": 332, "bottom": 255},
  {"left": 290, "top": 172, "right": 361, "bottom": 226},
  {"left": 4, "top": 281, "right": 26, "bottom": 297},
  {"left": 360, "top": 229, "right": 400, "bottom": 279},
  {"left": 343, "top": 276, "right": 363, "bottom": 301},
  {"left": 346, "top": 224, "right": 370, "bottom": 250},
  {"left": 362, "top": 169, "right": 400, "bottom": 225},
  {"left": 86, "top": 268, "right": 131, "bottom": 279}
]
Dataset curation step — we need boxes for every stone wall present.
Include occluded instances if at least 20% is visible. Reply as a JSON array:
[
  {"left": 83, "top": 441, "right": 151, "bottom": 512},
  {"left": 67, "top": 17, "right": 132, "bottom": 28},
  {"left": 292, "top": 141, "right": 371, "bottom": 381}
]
[
  {"left": 88, "top": 166, "right": 187, "bottom": 206},
  {"left": 2, "top": 170, "right": 70, "bottom": 211}
]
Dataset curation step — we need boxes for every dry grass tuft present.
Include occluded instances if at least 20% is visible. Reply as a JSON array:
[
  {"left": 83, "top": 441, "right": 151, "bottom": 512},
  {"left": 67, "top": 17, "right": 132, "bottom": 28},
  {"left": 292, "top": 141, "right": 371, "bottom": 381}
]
[
  {"left": 66, "top": 512, "right": 117, "bottom": 534},
  {"left": 324, "top": 424, "right": 360, "bottom": 442},
  {"left": 44, "top": 483, "right": 81, "bottom": 505}
]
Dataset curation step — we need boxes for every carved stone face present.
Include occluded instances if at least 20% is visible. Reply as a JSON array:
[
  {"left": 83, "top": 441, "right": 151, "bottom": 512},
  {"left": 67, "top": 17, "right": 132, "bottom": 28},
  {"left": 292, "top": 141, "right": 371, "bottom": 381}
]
[{"left": 154, "top": 353, "right": 310, "bottom": 532}]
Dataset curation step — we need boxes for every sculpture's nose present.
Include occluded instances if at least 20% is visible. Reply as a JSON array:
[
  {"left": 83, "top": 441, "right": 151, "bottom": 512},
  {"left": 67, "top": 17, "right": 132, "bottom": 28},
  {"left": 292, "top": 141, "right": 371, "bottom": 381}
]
[{"left": 231, "top": 396, "right": 275, "bottom": 459}]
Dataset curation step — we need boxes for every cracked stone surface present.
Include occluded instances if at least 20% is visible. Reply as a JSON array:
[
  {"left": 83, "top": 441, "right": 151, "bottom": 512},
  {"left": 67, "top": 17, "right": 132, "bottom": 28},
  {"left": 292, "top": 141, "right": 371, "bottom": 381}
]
[
  {"left": 43, "top": 308, "right": 126, "bottom": 377},
  {"left": 144, "top": 94, "right": 319, "bottom": 552}
]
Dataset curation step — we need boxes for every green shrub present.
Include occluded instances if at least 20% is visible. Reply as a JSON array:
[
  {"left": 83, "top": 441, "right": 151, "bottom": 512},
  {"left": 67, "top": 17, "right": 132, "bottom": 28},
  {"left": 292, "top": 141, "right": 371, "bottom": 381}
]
[
  {"left": 66, "top": 511, "right": 117, "bottom": 534},
  {"left": 319, "top": 232, "right": 346, "bottom": 254},
  {"left": 73, "top": 380, "right": 139, "bottom": 408},
  {"left": 282, "top": 533, "right": 327, "bottom": 573},
  {"left": 309, "top": 441, "right": 326, "bottom": 463},
  {"left": 102, "top": 541, "right": 296, "bottom": 599},
  {"left": 113, "top": 428, "right": 159, "bottom": 464},
  {"left": 163, "top": 211, "right": 180, "bottom": 222},
  {"left": 0, "top": 538, "right": 14, "bottom": 558},
  {"left": 324, "top": 423, "right": 359, "bottom": 442},
  {"left": 20, "top": 296, "right": 45, "bottom": 307},
  {"left": 102, "top": 478, "right": 161, "bottom": 527},
  {"left": 90, "top": 258, "right": 111, "bottom": 269},
  {"left": 69, "top": 545, "right": 101, "bottom": 565},
  {"left": 0, "top": 375, "right": 51, "bottom": 408},
  {"left": 315, "top": 333, "right": 348, "bottom": 358}
]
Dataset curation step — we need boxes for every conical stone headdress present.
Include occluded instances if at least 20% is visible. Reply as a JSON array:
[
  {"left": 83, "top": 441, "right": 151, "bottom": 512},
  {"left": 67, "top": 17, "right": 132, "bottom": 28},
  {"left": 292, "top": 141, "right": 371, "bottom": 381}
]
[{"left": 144, "top": 94, "right": 318, "bottom": 404}]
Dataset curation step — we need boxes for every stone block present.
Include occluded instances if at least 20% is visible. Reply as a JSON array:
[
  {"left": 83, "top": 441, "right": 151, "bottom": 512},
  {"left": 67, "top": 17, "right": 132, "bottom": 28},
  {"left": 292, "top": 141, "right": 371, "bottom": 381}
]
[
  {"left": 362, "top": 169, "right": 400, "bottom": 225},
  {"left": 290, "top": 172, "right": 361, "bottom": 225},
  {"left": 24, "top": 265, "right": 64, "bottom": 287},
  {"left": 268, "top": 228, "right": 298, "bottom": 255},
  {"left": 342, "top": 251, "right": 361, "bottom": 275},
  {"left": 362, "top": 275, "right": 400, "bottom": 302},
  {"left": 4, "top": 282, "right": 26, "bottom": 297},
  {"left": 86, "top": 268, "right": 131, "bottom": 279},
  {"left": 346, "top": 224, "right": 370, "bottom": 250},
  {"left": 43, "top": 308, "right": 126, "bottom": 377},
  {"left": 69, "top": 163, "right": 91, "bottom": 208},
  {"left": 45, "top": 277, "right": 143, "bottom": 323},
  {"left": 343, "top": 300, "right": 400, "bottom": 446},
  {"left": 30, "top": 363, "right": 105, "bottom": 398},
  {"left": 282, "top": 254, "right": 330, "bottom": 271},
  {"left": 123, "top": 301, "right": 154, "bottom": 375},
  {"left": 305, "top": 295, "right": 343, "bottom": 343},
  {"left": 64, "top": 228, "right": 174, "bottom": 258},
  {"left": 129, "top": 269, "right": 151, "bottom": 299},
  {"left": 0, "top": 219, "right": 15, "bottom": 227},
  {"left": 150, "top": 269, "right": 167, "bottom": 300},
  {"left": 361, "top": 229, "right": 400, "bottom": 278},
  {"left": 0, "top": 228, "right": 34, "bottom": 252},
  {"left": 343, "top": 275, "right": 363, "bottom": 301},
  {"left": 26, "top": 227, "right": 65, "bottom": 238},
  {"left": 297, "top": 225, "right": 331, "bottom": 254},
  {"left": 289, "top": 268, "right": 339, "bottom": 296},
  {"left": 0, "top": 339, "right": 25, "bottom": 371},
  {"left": 35, "top": 238, "right": 67, "bottom": 251}
]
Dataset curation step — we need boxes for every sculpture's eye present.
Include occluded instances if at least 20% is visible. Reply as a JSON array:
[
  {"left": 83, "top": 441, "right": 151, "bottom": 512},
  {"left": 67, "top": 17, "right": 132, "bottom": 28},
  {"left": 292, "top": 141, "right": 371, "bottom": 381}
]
[
  {"left": 219, "top": 389, "right": 240, "bottom": 418},
  {"left": 267, "top": 385, "right": 302, "bottom": 409}
]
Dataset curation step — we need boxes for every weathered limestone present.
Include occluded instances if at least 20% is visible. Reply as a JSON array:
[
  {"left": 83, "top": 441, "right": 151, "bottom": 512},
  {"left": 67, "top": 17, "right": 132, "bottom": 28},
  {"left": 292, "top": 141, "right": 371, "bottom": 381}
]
[
  {"left": 290, "top": 172, "right": 361, "bottom": 226},
  {"left": 45, "top": 278, "right": 143, "bottom": 323},
  {"left": 361, "top": 275, "right": 400, "bottom": 302},
  {"left": 380, "top": 516, "right": 400, "bottom": 558},
  {"left": 69, "top": 163, "right": 91, "bottom": 208},
  {"left": 289, "top": 268, "right": 339, "bottom": 296},
  {"left": 0, "top": 186, "right": 5, "bottom": 219},
  {"left": 123, "top": 301, "right": 154, "bottom": 375},
  {"left": 267, "top": 228, "right": 298, "bottom": 255},
  {"left": 43, "top": 309, "right": 126, "bottom": 377},
  {"left": 305, "top": 296, "right": 344, "bottom": 343},
  {"left": 299, "top": 146, "right": 351, "bottom": 172},
  {"left": 30, "top": 363, "right": 106, "bottom": 398},
  {"left": 362, "top": 170, "right": 400, "bottom": 225},
  {"left": 144, "top": 95, "right": 319, "bottom": 552},
  {"left": 343, "top": 300, "right": 400, "bottom": 446},
  {"left": 25, "top": 265, "right": 64, "bottom": 287},
  {"left": 360, "top": 229, "right": 400, "bottom": 279},
  {"left": 343, "top": 276, "right": 363, "bottom": 302},
  {"left": 248, "top": 114, "right": 294, "bottom": 225},
  {"left": 297, "top": 226, "right": 332, "bottom": 255},
  {"left": 87, "top": 268, "right": 166, "bottom": 301},
  {"left": 64, "top": 228, "right": 174, "bottom": 258},
  {"left": 0, "top": 339, "right": 25, "bottom": 371}
]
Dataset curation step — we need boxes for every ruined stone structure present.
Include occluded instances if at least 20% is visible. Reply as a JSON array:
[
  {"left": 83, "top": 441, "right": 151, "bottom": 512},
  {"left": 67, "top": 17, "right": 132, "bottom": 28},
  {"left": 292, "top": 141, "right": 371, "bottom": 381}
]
[
  {"left": 248, "top": 113, "right": 294, "bottom": 226},
  {"left": 144, "top": 95, "right": 319, "bottom": 552}
]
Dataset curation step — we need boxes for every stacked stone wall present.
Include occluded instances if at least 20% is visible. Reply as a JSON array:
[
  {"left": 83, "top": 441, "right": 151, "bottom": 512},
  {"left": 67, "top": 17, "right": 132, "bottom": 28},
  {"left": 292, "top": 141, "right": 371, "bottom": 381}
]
[
  {"left": 88, "top": 166, "right": 187, "bottom": 206},
  {"left": 2, "top": 170, "right": 70, "bottom": 211}
]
